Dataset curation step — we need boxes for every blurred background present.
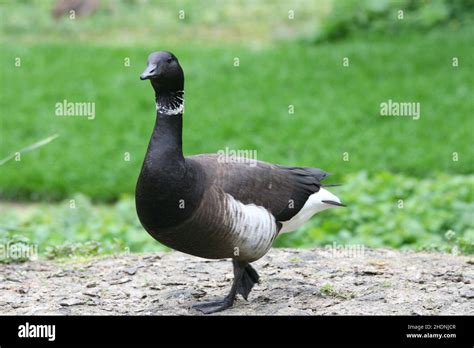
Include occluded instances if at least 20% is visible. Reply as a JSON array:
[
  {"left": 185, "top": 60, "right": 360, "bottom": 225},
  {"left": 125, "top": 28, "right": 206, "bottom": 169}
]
[{"left": 0, "top": 0, "right": 473, "bottom": 261}]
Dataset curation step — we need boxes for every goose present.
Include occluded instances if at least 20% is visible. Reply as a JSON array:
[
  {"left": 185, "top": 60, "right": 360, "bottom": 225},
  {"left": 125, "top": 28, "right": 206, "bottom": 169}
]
[{"left": 135, "top": 51, "right": 345, "bottom": 314}]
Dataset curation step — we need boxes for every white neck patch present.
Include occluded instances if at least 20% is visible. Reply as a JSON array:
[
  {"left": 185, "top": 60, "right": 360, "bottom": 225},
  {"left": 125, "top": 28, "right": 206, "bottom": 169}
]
[{"left": 156, "top": 91, "right": 184, "bottom": 116}]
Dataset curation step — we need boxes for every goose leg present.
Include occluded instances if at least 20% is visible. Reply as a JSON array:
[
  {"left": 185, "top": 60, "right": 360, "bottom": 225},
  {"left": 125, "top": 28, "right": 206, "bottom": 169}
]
[{"left": 192, "top": 259, "right": 251, "bottom": 314}]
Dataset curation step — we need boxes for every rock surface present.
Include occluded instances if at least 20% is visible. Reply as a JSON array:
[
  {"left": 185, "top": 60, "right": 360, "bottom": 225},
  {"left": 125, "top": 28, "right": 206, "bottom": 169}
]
[{"left": 0, "top": 248, "right": 472, "bottom": 315}]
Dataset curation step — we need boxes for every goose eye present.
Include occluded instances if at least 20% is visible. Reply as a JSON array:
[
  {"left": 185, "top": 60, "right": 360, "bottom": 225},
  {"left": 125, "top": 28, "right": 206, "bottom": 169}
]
[{"left": 167, "top": 58, "right": 173, "bottom": 63}]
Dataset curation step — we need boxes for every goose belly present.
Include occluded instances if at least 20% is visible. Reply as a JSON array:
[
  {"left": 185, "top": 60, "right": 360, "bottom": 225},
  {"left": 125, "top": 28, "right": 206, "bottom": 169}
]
[{"left": 149, "top": 190, "right": 279, "bottom": 262}]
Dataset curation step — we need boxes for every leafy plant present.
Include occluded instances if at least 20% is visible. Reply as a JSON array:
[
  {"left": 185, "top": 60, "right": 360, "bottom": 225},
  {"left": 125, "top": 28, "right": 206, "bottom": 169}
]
[
  {"left": 1, "top": 172, "right": 472, "bottom": 260},
  {"left": 320, "top": 283, "right": 353, "bottom": 300},
  {"left": 275, "top": 172, "right": 474, "bottom": 255}
]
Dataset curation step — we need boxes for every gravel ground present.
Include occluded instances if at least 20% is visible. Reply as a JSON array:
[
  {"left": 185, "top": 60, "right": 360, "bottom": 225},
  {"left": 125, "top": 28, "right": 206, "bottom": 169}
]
[{"left": 0, "top": 248, "right": 473, "bottom": 315}]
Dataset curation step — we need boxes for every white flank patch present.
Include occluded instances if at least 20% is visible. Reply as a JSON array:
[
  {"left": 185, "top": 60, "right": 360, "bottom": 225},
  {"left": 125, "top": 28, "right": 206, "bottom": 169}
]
[
  {"left": 225, "top": 193, "right": 278, "bottom": 261},
  {"left": 279, "top": 188, "right": 342, "bottom": 233}
]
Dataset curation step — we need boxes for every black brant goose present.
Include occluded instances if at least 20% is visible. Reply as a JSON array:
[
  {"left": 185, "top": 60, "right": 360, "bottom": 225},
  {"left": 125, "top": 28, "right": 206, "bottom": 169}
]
[{"left": 136, "top": 51, "right": 345, "bottom": 314}]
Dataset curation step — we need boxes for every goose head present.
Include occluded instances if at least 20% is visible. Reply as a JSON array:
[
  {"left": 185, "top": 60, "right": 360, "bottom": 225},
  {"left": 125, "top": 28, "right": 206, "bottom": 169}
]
[{"left": 140, "top": 51, "right": 184, "bottom": 93}]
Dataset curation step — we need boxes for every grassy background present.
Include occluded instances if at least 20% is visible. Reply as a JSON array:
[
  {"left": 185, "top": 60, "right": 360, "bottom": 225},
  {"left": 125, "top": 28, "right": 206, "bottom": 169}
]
[
  {"left": 1, "top": 25, "right": 472, "bottom": 200},
  {"left": 0, "top": 0, "right": 473, "bottom": 257}
]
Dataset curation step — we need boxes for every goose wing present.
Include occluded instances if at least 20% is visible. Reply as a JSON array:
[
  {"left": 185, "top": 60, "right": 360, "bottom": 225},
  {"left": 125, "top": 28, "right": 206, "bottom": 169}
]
[{"left": 187, "top": 154, "right": 329, "bottom": 223}]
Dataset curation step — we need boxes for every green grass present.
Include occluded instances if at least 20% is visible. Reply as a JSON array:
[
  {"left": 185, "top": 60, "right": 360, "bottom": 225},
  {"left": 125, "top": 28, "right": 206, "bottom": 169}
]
[{"left": 1, "top": 23, "right": 473, "bottom": 201}]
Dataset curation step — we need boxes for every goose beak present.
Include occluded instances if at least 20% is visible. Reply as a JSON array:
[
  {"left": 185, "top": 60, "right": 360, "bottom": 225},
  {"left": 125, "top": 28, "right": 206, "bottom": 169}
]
[
  {"left": 140, "top": 64, "right": 157, "bottom": 80},
  {"left": 322, "top": 200, "right": 346, "bottom": 207}
]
